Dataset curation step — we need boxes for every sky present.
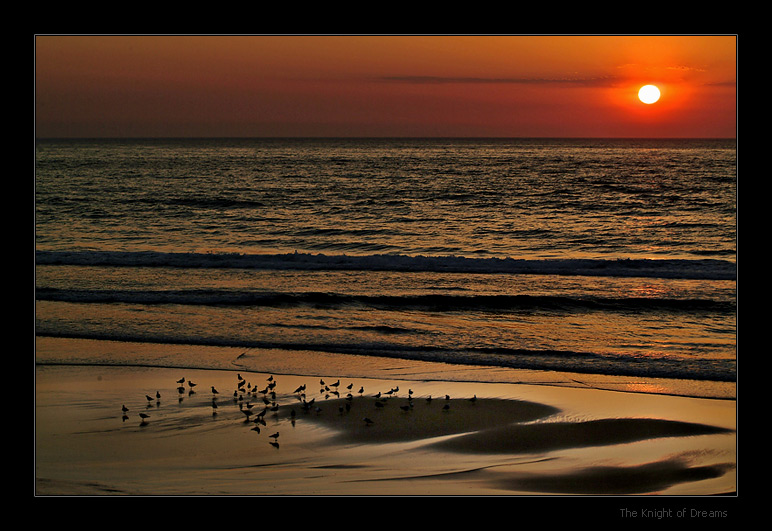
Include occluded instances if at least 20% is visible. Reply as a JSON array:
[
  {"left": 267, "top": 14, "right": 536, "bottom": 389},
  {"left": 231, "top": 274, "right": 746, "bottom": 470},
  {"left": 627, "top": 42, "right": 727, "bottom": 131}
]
[{"left": 34, "top": 35, "right": 737, "bottom": 139}]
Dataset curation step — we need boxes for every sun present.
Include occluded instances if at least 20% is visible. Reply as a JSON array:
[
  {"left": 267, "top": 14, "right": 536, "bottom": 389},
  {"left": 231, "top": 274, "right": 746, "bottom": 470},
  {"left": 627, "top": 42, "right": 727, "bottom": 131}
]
[{"left": 638, "top": 84, "right": 661, "bottom": 104}]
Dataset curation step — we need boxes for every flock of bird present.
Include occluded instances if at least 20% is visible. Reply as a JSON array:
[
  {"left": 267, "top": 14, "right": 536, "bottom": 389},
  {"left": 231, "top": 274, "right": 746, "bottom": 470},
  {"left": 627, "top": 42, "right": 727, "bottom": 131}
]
[{"left": 121, "top": 372, "right": 477, "bottom": 449}]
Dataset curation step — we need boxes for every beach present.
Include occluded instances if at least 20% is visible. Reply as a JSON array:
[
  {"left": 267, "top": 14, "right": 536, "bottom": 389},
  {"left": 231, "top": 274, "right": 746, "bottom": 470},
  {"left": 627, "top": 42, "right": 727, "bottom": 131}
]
[
  {"left": 34, "top": 36, "right": 737, "bottom": 513},
  {"left": 35, "top": 337, "right": 736, "bottom": 498}
]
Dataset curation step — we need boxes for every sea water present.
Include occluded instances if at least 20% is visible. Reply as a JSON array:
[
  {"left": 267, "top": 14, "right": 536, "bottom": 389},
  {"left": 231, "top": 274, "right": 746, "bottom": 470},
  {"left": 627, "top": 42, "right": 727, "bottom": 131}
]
[{"left": 35, "top": 138, "right": 736, "bottom": 391}]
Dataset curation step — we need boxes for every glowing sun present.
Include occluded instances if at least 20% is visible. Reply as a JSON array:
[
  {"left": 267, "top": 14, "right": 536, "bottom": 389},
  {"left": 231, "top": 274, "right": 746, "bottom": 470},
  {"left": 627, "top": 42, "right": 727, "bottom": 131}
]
[{"left": 638, "top": 84, "right": 661, "bottom": 104}]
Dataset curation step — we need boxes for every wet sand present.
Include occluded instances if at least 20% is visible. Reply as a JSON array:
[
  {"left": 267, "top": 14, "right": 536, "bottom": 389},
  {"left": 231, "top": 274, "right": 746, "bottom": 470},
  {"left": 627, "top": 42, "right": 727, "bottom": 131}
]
[{"left": 35, "top": 357, "right": 736, "bottom": 498}]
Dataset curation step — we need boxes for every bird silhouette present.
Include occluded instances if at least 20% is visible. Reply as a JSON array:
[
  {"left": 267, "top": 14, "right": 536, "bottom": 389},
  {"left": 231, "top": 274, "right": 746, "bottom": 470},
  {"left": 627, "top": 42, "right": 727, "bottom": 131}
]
[
  {"left": 211, "top": 386, "right": 219, "bottom": 394},
  {"left": 121, "top": 404, "right": 129, "bottom": 413},
  {"left": 176, "top": 377, "right": 185, "bottom": 385},
  {"left": 269, "top": 432, "right": 279, "bottom": 440}
]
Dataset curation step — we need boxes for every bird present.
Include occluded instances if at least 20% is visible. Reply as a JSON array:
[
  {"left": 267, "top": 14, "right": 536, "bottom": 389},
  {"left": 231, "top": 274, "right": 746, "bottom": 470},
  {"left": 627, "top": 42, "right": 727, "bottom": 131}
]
[
  {"left": 469, "top": 395, "right": 477, "bottom": 403},
  {"left": 346, "top": 383, "right": 353, "bottom": 391},
  {"left": 155, "top": 391, "right": 161, "bottom": 400},
  {"left": 176, "top": 377, "right": 185, "bottom": 385},
  {"left": 211, "top": 386, "right": 219, "bottom": 394},
  {"left": 139, "top": 412, "right": 150, "bottom": 424},
  {"left": 293, "top": 384, "right": 306, "bottom": 394},
  {"left": 331, "top": 379, "right": 340, "bottom": 389},
  {"left": 145, "top": 395, "right": 154, "bottom": 402},
  {"left": 121, "top": 404, "right": 129, "bottom": 413},
  {"left": 269, "top": 432, "right": 279, "bottom": 440},
  {"left": 358, "top": 386, "right": 364, "bottom": 394},
  {"left": 267, "top": 375, "right": 274, "bottom": 382}
]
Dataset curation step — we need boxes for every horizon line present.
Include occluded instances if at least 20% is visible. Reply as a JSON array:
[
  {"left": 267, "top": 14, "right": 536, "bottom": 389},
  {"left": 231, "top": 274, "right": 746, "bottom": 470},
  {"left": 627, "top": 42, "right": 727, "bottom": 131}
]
[{"left": 35, "top": 135, "right": 737, "bottom": 141}]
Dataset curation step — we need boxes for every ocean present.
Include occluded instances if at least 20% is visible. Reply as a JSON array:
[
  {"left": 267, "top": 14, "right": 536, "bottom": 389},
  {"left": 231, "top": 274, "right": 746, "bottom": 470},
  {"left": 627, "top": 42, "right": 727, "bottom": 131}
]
[{"left": 35, "top": 137, "right": 736, "bottom": 393}]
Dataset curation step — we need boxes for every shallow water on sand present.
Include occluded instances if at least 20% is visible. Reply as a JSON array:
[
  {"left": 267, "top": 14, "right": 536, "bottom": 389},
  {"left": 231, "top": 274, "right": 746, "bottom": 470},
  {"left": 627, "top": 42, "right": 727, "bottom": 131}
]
[{"left": 35, "top": 364, "right": 736, "bottom": 496}]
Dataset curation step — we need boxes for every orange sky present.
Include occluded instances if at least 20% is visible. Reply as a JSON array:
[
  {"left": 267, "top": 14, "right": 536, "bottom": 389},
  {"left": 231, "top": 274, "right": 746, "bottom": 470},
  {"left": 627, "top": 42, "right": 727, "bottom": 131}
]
[{"left": 34, "top": 35, "right": 737, "bottom": 138}]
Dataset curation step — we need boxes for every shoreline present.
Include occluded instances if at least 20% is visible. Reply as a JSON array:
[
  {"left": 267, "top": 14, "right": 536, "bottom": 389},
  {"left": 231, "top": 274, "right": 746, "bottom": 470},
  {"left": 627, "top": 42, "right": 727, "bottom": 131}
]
[
  {"left": 35, "top": 336, "right": 736, "bottom": 401},
  {"left": 35, "top": 338, "right": 736, "bottom": 498}
]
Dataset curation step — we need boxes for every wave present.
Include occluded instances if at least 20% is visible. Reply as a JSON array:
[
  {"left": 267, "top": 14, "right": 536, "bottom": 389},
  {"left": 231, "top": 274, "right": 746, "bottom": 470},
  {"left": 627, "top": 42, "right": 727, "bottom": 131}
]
[
  {"left": 35, "top": 250, "right": 737, "bottom": 281},
  {"left": 35, "top": 287, "right": 734, "bottom": 314},
  {"left": 35, "top": 330, "right": 736, "bottom": 383}
]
